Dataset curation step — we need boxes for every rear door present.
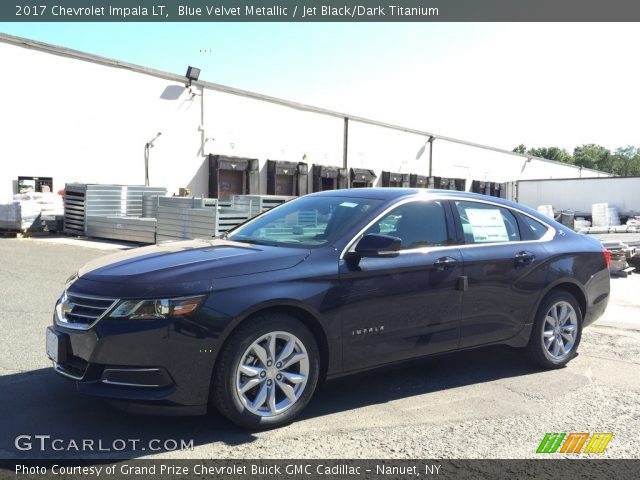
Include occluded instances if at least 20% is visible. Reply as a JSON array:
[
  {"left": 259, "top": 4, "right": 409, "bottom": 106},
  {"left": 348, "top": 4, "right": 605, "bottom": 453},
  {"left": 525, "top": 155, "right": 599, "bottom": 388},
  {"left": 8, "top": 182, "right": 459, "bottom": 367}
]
[
  {"left": 339, "top": 199, "right": 464, "bottom": 371},
  {"left": 452, "top": 199, "right": 550, "bottom": 348}
]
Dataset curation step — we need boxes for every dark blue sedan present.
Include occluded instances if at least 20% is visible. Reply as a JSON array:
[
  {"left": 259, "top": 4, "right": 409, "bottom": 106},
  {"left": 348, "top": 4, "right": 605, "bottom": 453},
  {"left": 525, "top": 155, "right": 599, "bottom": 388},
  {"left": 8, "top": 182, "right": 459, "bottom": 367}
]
[{"left": 46, "top": 189, "right": 610, "bottom": 428}]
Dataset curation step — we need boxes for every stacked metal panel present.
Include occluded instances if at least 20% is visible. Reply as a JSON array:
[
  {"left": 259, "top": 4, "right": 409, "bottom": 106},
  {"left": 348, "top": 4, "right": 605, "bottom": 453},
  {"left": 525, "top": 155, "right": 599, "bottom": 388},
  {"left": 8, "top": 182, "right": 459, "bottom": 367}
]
[
  {"left": 156, "top": 206, "right": 217, "bottom": 243},
  {"left": 230, "top": 195, "right": 290, "bottom": 217},
  {"left": 85, "top": 216, "right": 158, "bottom": 244},
  {"left": 67, "top": 189, "right": 286, "bottom": 244},
  {"left": 63, "top": 184, "right": 91, "bottom": 234},
  {"left": 64, "top": 183, "right": 167, "bottom": 243},
  {"left": 65, "top": 184, "right": 129, "bottom": 234},
  {"left": 215, "top": 209, "right": 251, "bottom": 234},
  {"left": 142, "top": 193, "right": 159, "bottom": 218},
  {"left": 155, "top": 196, "right": 251, "bottom": 243},
  {"left": 156, "top": 197, "right": 213, "bottom": 242}
]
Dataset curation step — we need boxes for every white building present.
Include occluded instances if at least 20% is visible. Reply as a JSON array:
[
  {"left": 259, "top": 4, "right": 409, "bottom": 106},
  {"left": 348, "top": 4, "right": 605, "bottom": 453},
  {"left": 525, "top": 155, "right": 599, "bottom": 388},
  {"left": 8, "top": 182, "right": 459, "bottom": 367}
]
[{"left": 0, "top": 32, "right": 608, "bottom": 199}]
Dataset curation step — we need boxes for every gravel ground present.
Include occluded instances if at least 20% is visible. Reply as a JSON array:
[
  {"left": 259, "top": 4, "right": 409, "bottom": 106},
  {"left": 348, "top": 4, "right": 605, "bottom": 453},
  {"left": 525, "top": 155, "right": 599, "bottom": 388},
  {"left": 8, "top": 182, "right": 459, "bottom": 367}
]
[{"left": 1, "top": 237, "right": 639, "bottom": 459}]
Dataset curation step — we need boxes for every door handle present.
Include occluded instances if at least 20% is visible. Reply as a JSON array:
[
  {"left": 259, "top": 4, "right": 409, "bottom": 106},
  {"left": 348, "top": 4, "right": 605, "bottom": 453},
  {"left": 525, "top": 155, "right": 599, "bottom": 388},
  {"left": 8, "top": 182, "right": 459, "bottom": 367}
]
[
  {"left": 434, "top": 256, "right": 458, "bottom": 270},
  {"left": 514, "top": 251, "right": 535, "bottom": 267}
]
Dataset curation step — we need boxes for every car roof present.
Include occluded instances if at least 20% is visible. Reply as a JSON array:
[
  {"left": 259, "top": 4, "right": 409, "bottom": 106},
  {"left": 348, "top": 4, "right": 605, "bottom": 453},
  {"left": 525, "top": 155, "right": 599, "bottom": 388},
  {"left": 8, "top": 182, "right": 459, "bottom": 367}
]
[
  {"left": 306, "top": 188, "right": 557, "bottom": 225},
  {"left": 308, "top": 187, "right": 496, "bottom": 202}
]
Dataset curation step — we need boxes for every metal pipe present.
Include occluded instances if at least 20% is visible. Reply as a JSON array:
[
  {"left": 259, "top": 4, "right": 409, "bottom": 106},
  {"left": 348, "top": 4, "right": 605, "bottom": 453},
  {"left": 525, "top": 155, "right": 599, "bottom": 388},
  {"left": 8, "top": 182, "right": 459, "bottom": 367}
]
[
  {"left": 343, "top": 117, "right": 349, "bottom": 171},
  {"left": 428, "top": 136, "right": 435, "bottom": 177},
  {"left": 144, "top": 144, "right": 149, "bottom": 187},
  {"left": 144, "top": 132, "right": 162, "bottom": 186},
  {"left": 200, "top": 86, "right": 206, "bottom": 155}
]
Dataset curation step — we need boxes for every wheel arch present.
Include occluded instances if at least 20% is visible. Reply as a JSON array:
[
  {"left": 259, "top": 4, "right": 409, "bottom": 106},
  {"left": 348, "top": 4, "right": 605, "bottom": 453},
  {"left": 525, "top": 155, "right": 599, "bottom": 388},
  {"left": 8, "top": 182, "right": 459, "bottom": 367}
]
[
  {"left": 535, "top": 280, "right": 587, "bottom": 323},
  {"left": 212, "top": 302, "right": 331, "bottom": 389},
  {"left": 525, "top": 280, "right": 586, "bottom": 369}
]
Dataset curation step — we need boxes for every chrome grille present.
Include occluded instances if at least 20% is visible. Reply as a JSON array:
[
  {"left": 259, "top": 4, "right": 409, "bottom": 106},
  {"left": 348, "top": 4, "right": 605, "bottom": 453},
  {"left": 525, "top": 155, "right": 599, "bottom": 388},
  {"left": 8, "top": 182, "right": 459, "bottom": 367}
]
[{"left": 56, "top": 292, "right": 118, "bottom": 330}]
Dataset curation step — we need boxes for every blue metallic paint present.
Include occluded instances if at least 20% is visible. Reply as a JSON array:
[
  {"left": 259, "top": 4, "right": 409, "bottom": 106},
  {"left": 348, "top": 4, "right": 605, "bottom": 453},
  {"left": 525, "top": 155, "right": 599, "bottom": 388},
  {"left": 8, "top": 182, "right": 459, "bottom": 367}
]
[{"left": 49, "top": 189, "right": 610, "bottom": 414}]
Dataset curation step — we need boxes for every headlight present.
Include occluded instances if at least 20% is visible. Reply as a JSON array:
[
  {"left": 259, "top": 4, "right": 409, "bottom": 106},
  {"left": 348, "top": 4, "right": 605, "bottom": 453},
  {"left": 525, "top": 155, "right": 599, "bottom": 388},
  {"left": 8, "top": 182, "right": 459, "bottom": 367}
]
[
  {"left": 65, "top": 273, "right": 78, "bottom": 289},
  {"left": 110, "top": 295, "right": 206, "bottom": 320}
]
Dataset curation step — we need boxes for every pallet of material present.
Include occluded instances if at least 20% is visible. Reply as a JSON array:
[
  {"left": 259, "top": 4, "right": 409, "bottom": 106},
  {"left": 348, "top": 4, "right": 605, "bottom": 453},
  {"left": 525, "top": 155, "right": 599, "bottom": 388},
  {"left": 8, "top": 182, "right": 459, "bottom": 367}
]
[
  {"left": 0, "top": 202, "right": 42, "bottom": 231},
  {"left": 579, "top": 225, "right": 640, "bottom": 234},
  {"left": 86, "top": 215, "right": 157, "bottom": 244},
  {"left": 41, "top": 214, "right": 64, "bottom": 232},
  {"left": 609, "top": 251, "right": 635, "bottom": 278},
  {"left": 611, "top": 266, "right": 636, "bottom": 278}
]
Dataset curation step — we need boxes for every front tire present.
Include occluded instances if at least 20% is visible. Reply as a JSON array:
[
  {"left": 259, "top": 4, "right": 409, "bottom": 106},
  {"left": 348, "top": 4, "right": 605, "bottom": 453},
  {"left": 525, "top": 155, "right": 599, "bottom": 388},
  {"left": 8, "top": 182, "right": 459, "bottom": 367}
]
[
  {"left": 211, "top": 313, "right": 320, "bottom": 429},
  {"left": 526, "top": 291, "right": 582, "bottom": 369}
]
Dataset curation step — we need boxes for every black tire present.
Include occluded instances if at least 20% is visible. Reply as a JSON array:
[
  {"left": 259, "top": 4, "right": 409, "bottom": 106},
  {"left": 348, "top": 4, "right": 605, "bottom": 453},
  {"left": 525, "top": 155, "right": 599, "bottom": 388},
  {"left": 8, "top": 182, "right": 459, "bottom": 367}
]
[
  {"left": 526, "top": 291, "right": 583, "bottom": 369},
  {"left": 211, "top": 313, "right": 320, "bottom": 429}
]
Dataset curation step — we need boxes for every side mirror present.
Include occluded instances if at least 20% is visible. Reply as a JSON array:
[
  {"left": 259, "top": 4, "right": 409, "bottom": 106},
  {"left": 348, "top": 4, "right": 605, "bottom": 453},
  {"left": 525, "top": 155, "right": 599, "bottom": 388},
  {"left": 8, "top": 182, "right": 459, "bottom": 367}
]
[{"left": 352, "top": 234, "right": 402, "bottom": 258}]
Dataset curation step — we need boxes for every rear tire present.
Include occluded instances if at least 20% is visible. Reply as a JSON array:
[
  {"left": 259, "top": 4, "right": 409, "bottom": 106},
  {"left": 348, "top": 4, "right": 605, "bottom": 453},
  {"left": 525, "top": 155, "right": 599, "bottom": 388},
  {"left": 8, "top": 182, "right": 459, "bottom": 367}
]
[
  {"left": 211, "top": 313, "right": 320, "bottom": 429},
  {"left": 526, "top": 291, "right": 582, "bottom": 369}
]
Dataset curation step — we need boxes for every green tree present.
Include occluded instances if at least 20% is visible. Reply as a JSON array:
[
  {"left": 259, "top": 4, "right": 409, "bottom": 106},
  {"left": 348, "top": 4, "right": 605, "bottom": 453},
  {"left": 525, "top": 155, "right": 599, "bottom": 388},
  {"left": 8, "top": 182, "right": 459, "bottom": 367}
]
[
  {"left": 526, "top": 146, "right": 573, "bottom": 164},
  {"left": 513, "top": 142, "right": 640, "bottom": 175},
  {"left": 573, "top": 144, "right": 612, "bottom": 171},
  {"left": 611, "top": 146, "right": 640, "bottom": 176},
  {"left": 513, "top": 144, "right": 527, "bottom": 154},
  {"left": 630, "top": 153, "right": 640, "bottom": 176}
]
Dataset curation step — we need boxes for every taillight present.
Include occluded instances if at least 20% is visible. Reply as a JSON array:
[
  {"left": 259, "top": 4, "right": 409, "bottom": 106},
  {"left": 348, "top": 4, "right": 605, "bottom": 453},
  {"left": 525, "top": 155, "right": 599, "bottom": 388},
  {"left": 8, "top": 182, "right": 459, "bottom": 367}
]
[{"left": 603, "top": 248, "right": 612, "bottom": 268}]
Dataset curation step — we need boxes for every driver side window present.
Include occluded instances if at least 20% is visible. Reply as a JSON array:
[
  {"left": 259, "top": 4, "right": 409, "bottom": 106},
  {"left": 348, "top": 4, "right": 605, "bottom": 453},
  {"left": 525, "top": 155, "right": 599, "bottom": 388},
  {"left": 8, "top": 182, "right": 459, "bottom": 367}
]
[{"left": 365, "top": 201, "right": 448, "bottom": 250}]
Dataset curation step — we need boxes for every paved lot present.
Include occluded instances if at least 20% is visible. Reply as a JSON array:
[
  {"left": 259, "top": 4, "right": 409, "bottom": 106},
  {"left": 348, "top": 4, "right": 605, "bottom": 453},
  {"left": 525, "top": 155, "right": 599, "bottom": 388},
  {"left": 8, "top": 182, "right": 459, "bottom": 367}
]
[{"left": 1, "top": 237, "right": 639, "bottom": 459}]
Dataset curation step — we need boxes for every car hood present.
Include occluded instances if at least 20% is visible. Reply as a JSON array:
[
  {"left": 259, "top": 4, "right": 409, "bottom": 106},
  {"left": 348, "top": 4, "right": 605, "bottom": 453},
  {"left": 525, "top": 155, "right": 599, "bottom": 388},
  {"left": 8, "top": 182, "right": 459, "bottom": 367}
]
[{"left": 77, "top": 239, "right": 310, "bottom": 289}]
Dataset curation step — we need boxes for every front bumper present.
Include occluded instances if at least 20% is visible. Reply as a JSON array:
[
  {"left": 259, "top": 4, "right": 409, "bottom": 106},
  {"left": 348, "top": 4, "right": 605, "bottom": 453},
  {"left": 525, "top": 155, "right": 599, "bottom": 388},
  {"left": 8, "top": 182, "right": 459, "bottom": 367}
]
[{"left": 46, "top": 299, "right": 230, "bottom": 415}]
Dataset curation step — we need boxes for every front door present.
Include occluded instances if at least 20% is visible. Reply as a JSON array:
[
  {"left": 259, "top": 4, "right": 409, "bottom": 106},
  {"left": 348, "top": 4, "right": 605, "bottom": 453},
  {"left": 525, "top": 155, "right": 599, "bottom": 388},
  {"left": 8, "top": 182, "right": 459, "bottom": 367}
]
[{"left": 339, "top": 200, "right": 463, "bottom": 372}]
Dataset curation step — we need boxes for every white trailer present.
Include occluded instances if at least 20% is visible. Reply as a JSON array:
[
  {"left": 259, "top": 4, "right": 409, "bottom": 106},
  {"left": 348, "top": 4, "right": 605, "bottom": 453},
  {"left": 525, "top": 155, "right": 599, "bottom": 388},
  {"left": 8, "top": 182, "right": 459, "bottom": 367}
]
[{"left": 505, "top": 176, "right": 640, "bottom": 218}]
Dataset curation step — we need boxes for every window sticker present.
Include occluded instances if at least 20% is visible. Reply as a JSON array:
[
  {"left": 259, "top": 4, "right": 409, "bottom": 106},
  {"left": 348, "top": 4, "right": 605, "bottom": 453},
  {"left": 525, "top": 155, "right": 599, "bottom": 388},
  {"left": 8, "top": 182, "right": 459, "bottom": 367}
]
[
  {"left": 465, "top": 208, "right": 509, "bottom": 243},
  {"left": 340, "top": 202, "right": 358, "bottom": 208}
]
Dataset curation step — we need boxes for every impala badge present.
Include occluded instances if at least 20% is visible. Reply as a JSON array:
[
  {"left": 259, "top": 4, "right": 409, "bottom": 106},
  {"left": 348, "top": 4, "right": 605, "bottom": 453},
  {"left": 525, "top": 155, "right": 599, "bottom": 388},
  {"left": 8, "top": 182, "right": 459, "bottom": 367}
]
[{"left": 352, "top": 325, "right": 385, "bottom": 336}]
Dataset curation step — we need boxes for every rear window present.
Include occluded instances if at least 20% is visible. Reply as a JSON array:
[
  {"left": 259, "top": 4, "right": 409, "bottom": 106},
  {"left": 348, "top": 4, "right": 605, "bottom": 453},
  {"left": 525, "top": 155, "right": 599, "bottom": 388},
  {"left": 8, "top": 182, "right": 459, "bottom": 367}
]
[{"left": 519, "top": 214, "right": 549, "bottom": 240}]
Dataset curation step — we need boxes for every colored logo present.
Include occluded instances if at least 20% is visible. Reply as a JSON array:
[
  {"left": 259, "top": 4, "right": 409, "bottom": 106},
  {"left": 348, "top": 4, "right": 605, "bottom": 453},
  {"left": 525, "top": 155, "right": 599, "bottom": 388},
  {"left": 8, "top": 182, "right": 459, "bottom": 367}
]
[{"left": 537, "top": 432, "right": 612, "bottom": 454}]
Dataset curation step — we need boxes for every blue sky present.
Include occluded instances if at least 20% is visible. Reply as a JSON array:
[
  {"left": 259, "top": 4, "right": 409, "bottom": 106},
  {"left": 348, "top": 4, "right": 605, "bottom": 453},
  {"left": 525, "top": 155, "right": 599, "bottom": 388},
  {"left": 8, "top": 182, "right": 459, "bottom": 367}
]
[{"left": 1, "top": 22, "right": 638, "bottom": 151}]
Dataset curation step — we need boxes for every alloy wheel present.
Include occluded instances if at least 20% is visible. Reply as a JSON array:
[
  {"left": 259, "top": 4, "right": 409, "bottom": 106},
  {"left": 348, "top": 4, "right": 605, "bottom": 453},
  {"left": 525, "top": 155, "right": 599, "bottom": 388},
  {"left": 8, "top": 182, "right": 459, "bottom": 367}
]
[
  {"left": 542, "top": 300, "right": 578, "bottom": 361},
  {"left": 235, "top": 331, "right": 309, "bottom": 417}
]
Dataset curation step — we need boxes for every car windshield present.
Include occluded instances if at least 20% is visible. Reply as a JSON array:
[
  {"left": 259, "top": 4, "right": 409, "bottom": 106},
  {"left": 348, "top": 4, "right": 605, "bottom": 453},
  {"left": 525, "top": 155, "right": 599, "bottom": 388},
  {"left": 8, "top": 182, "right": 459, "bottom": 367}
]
[{"left": 228, "top": 195, "right": 383, "bottom": 248}]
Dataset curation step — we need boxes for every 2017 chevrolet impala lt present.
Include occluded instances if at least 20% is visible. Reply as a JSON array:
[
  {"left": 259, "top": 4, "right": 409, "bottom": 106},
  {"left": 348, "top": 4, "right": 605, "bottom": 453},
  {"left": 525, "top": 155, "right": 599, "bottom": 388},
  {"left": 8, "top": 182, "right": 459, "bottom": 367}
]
[{"left": 46, "top": 189, "right": 610, "bottom": 428}]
